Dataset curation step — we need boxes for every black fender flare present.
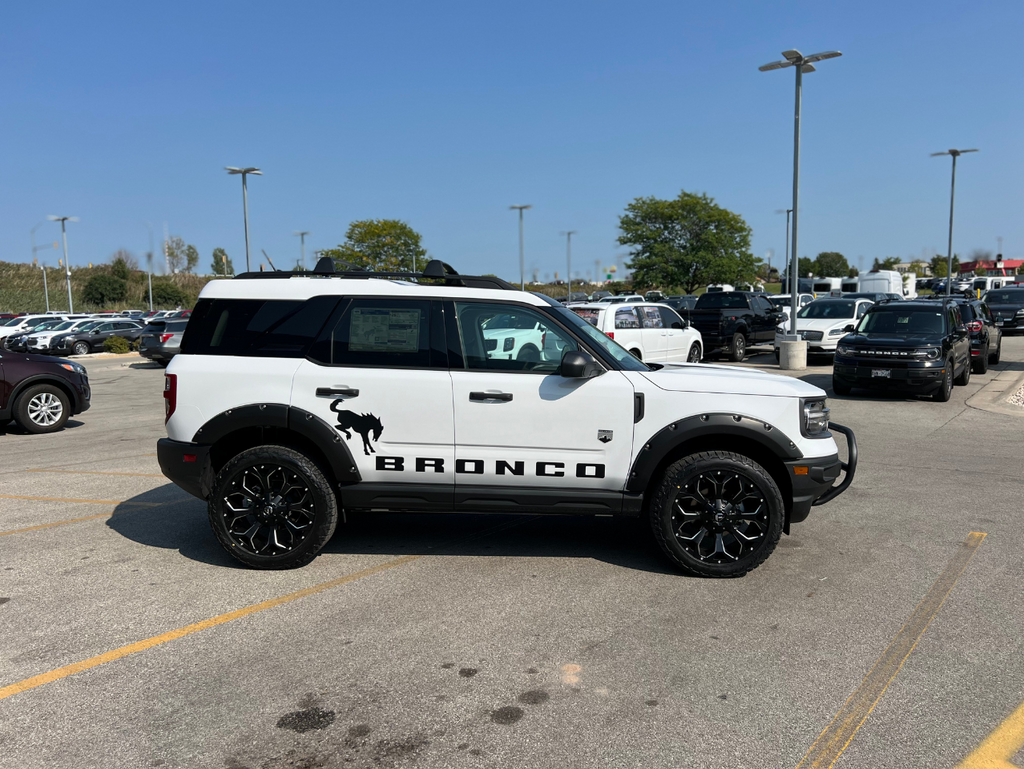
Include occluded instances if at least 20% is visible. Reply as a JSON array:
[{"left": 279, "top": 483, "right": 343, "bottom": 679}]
[
  {"left": 192, "top": 403, "right": 360, "bottom": 484},
  {"left": 625, "top": 412, "right": 803, "bottom": 494}
]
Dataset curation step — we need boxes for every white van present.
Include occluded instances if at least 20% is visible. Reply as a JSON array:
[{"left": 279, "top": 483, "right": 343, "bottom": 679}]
[
  {"left": 841, "top": 277, "right": 859, "bottom": 293},
  {"left": 858, "top": 270, "right": 906, "bottom": 297},
  {"left": 973, "top": 276, "right": 1007, "bottom": 294},
  {"left": 705, "top": 284, "right": 735, "bottom": 293},
  {"left": 812, "top": 277, "right": 843, "bottom": 294},
  {"left": 570, "top": 303, "right": 704, "bottom": 363}
]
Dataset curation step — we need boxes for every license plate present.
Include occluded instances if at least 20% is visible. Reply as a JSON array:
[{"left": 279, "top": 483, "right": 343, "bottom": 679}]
[
  {"left": 996, "top": 320, "right": 1004, "bottom": 326},
  {"left": 871, "top": 369, "right": 891, "bottom": 378}
]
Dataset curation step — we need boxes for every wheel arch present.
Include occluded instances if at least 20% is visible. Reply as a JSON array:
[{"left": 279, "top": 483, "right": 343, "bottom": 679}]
[
  {"left": 628, "top": 414, "right": 799, "bottom": 526},
  {"left": 10, "top": 375, "right": 80, "bottom": 415}
]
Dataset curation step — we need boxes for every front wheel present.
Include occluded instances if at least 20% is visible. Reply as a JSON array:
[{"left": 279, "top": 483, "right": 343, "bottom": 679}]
[
  {"left": 208, "top": 445, "right": 339, "bottom": 570},
  {"left": 72, "top": 341, "right": 90, "bottom": 356},
  {"left": 955, "top": 355, "right": 971, "bottom": 386},
  {"left": 934, "top": 363, "right": 953, "bottom": 402},
  {"left": 14, "top": 384, "right": 70, "bottom": 433},
  {"left": 728, "top": 333, "right": 747, "bottom": 362},
  {"left": 990, "top": 340, "right": 1001, "bottom": 364},
  {"left": 686, "top": 343, "right": 702, "bottom": 363},
  {"left": 832, "top": 377, "right": 852, "bottom": 396},
  {"left": 649, "top": 451, "right": 784, "bottom": 578}
]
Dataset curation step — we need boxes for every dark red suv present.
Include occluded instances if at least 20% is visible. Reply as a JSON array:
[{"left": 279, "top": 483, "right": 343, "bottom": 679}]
[{"left": 0, "top": 350, "right": 91, "bottom": 433}]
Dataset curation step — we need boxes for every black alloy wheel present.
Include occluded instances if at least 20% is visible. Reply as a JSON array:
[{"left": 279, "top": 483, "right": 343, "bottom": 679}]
[
  {"left": 687, "top": 343, "right": 702, "bottom": 363},
  {"left": 209, "top": 446, "right": 338, "bottom": 569},
  {"left": 650, "top": 451, "right": 783, "bottom": 577}
]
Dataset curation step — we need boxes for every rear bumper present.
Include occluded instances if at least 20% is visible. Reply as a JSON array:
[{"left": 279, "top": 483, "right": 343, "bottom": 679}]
[
  {"left": 786, "top": 423, "right": 858, "bottom": 524},
  {"left": 157, "top": 438, "right": 212, "bottom": 500}
]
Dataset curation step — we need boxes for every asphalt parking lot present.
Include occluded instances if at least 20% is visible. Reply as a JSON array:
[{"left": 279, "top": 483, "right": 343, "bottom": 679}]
[{"left": 2, "top": 345, "right": 1024, "bottom": 769}]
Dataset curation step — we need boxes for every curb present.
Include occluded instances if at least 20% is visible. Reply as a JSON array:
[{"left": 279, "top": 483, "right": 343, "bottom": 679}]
[{"left": 965, "top": 364, "right": 1024, "bottom": 418}]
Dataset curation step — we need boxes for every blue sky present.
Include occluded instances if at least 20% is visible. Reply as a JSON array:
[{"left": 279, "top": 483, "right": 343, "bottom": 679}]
[{"left": 2, "top": 1, "right": 1021, "bottom": 280}]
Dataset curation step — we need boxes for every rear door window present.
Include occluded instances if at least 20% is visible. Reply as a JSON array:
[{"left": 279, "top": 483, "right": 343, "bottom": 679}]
[
  {"left": 308, "top": 298, "right": 443, "bottom": 369},
  {"left": 614, "top": 307, "right": 640, "bottom": 329},
  {"left": 639, "top": 306, "right": 663, "bottom": 328}
]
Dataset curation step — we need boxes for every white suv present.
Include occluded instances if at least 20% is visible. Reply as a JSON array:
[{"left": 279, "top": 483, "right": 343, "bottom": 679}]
[
  {"left": 570, "top": 303, "right": 703, "bottom": 363},
  {"left": 158, "top": 259, "right": 857, "bottom": 576}
]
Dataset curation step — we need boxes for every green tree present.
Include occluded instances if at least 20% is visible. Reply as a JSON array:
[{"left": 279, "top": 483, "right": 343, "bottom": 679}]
[
  {"left": 151, "top": 280, "right": 189, "bottom": 307},
  {"left": 320, "top": 219, "right": 427, "bottom": 272},
  {"left": 617, "top": 191, "right": 757, "bottom": 294},
  {"left": 814, "top": 251, "right": 849, "bottom": 277},
  {"left": 929, "top": 254, "right": 960, "bottom": 277},
  {"left": 872, "top": 257, "right": 902, "bottom": 271},
  {"left": 110, "top": 250, "right": 136, "bottom": 281},
  {"left": 83, "top": 274, "right": 128, "bottom": 305},
  {"left": 848, "top": 266, "right": 859, "bottom": 278},
  {"left": 184, "top": 245, "right": 200, "bottom": 273},
  {"left": 798, "top": 257, "right": 815, "bottom": 277},
  {"left": 165, "top": 236, "right": 200, "bottom": 274},
  {"left": 909, "top": 260, "right": 927, "bottom": 276},
  {"left": 211, "top": 247, "right": 234, "bottom": 276}
]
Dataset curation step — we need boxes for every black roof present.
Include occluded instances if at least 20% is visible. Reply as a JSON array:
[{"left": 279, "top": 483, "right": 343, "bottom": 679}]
[{"left": 233, "top": 258, "right": 516, "bottom": 291}]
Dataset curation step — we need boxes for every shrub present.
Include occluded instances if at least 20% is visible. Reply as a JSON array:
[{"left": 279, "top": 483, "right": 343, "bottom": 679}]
[
  {"left": 103, "top": 336, "right": 131, "bottom": 354},
  {"left": 151, "top": 280, "right": 189, "bottom": 307},
  {"left": 83, "top": 274, "right": 128, "bottom": 305}
]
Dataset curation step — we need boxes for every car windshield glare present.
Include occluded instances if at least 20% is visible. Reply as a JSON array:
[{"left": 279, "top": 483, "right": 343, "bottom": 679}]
[
  {"left": 797, "top": 301, "right": 856, "bottom": 320},
  {"left": 857, "top": 309, "right": 944, "bottom": 336},
  {"left": 553, "top": 307, "right": 649, "bottom": 371}
]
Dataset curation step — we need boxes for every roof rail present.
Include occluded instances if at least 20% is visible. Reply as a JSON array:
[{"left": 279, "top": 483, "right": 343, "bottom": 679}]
[{"left": 234, "top": 258, "right": 517, "bottom": 290}]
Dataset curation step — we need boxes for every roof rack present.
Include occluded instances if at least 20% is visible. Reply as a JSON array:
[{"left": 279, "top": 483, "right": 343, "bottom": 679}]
[{"left": 233, "top": 258, "right": 516, "bottom": 291}]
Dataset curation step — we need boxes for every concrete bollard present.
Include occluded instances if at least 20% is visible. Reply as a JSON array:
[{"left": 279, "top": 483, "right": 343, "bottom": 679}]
[{"left": 778, "top": 339, "right": 807, "bottom": 371}]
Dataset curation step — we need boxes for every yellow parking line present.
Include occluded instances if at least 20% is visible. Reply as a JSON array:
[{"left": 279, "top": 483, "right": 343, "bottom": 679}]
[
  {"left": 0, "top": 555, "right": 420, "bottom": 701},
  {"left": 27, "top": 469, "right": 166, "bottom": 478},
  {"left": 955, "top": 700, "right": 1024, "bottom": 769},
  {"left": 0, "top": 494, "right": 165, "bottom": 506},
  {"left": 795, "top": 532, "right": 987, "bottom": 769},
  {"left": 0, "top": 499, "right": 176, "bottom": 537},
  {"left": 0, "top": 512, "right": 123, "bottom": 536}
]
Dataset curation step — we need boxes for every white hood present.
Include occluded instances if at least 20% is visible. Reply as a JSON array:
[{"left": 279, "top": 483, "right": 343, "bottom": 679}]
[
  {"left": 792, "top": 317, "right": 854, "bottom": 333},
  {"left": 640, "top": 363, "right": 826, "bottom": 399}
]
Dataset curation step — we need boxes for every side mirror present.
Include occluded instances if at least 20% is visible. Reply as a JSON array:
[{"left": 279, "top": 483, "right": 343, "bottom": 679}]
[
  {"left": 560, "top": 350, "right": 603, "bottom": 379},
  {"left": 844, "top": 324, "right": 855, "bottom": 332}
]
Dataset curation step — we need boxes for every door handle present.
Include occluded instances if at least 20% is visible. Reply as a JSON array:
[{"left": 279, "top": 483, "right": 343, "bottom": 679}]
[
  {"left": 470, "top": 391, "right": 513, "bottom": 402},
  {"left": 316, "top": 386, "right": 359, "bottom": 398}
]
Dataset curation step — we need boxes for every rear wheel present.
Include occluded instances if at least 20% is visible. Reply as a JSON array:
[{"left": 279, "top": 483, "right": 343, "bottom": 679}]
[
  {"left": 686, "top": 343, "right": 702, "bottom": 363},
  {"left": 208, "top": 445, "right": 338, "bottom": 570},
  {"left": 13, "top": 384, "right": 70, "bottom": 433},
  {"left": 649, "top": 451, "right": 783, "bottom": 578},
  {"left": 72, "top": 341, "right": 90, "bottom": 356},
  {"left": 728, "top": 333, "right": 747, "bottom": 362},
  {"left": 934, "top": 363, "right": 953, "bottom": 402},
  {"left": 630, "top": 349, "right": 642, "bottom": 360},
  {"left": 955, "top": 355, "right": 971, "bottom": 386}
]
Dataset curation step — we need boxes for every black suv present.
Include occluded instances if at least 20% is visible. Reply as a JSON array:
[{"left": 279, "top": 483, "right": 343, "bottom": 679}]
[
  {"left": 921, "top": 296, "right": 1001, "bottom": 373},
  {"left": 833, "top": 299, "right": 972, "bottom": 401},
  {"left": 55, "top": 320, "right": 144, "bottom": 356},
  {"left": 0, "top": 350, "right": 90, "bottom": 432},
  {"left": 983, "top": 287, "right": 1024, "bottom": 333}
]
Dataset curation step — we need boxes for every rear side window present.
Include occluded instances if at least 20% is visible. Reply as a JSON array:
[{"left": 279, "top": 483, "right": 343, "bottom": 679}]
[
  {"left": 959, "top": 304, "right": 976, "bottom": 322},
  {"left": 569, "top": 307, "right": 602, "bottom": 327},
  {"left": 615, "top": 307, "right": 640, "bottom": 329},
  {"left": 183, "top": 297, "right": 339, "bottom": 357},
  {"left": 308, "top": 298, "right": 444, "bottom": 369},
  {"left": 639, "top": 306, "right": 663, "bottom": 328}
]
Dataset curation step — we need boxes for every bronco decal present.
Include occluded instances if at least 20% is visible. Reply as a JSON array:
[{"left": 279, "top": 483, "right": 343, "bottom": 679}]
[{"left": 330, "top": 402, "right": 384, "bottom": 455}]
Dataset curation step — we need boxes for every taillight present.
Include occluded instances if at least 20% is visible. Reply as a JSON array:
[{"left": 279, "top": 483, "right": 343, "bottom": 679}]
[
  {"left": 967, "top": 320, "right": 983, "bottom": 332},
  {"left": 163, "top": 374, "right": 177, "bottom": 423},
  {"left": 159, "top": 333, "right": 173, "bottom": 343},
  {"left": 606, "top": 331, "right": 614, "bottom": 340}
]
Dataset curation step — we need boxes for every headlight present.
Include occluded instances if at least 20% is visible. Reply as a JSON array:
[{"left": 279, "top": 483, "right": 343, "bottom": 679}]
[
  {"left": 1016, "top": 309, "right": 1024, "bottom": 317},
  {"left": 913, "top": 347, "right": 941, "bottom": 360},
  {"left": 59, "top": 362, "right": 85, "bottom": 374},
  {"left": 802, "top": 398, "right": 830, "bottom": 438},
  {"left": 837, "top": 344, "right": 854, "bottom": 356},
  {"left": 828, "top": 328, "right": 846, "bottom": 336}
]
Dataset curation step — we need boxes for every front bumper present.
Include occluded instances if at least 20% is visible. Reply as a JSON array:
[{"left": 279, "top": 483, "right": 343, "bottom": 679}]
[
  {"left": 157, "top": 438, "right": 212, "bottom": 500},
  {"left": 785, "top": 422, "right": 858, "bottom": 524},
  {"left": 833, "top": 359, "right": 946, "bottom": 392}
]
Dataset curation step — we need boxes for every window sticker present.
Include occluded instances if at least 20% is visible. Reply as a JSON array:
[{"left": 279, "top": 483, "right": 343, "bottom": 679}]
[{"left": 350, "top": 308, "right": 421, "bottom": 352}]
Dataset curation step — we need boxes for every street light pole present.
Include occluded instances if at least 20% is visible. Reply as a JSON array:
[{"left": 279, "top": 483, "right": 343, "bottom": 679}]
[
  {"left": 225, "top": 167, "right": 262, "bottom": 272},
  {"left": 561, "top": 231, "right": 577, "bottom": 301},
  {"left": 293, "top": 231, "right": 310, "bottom": 271},
  {"left": 40, "top": 263, "right": 49, "bottom": 312},
  {"left": 48, "top": 216, "right": 78, "bottom": 313},
  {"left": 144, "top": 222, "right": 155, "bottom": 311},
  {"left": 759, "top": 48, "right": 842, "bottom": 364},
  {"left": 931, "top": 149, "right": 978, "bottom": 295},
  {"left": 509, "top": 205, "right": 532, "bottom": 290}
]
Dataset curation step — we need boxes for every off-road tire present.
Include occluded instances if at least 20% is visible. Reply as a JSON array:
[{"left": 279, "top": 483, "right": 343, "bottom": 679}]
[
  {"left": 13, "top": 384, "right": 71, "bottom": 434},
  {"left": 208, "top": 445, "right": 338, "bottom": 570},
  {"left": 955, "top": 356, "right": 971, "bottom": 386},
  {"left": 649, "top": 451, "right": 784, "bottom": 578},
  {"left": 728, "top": 333, "right": 747, "bottom": 362},
  {"left": 832, "top": 378, "right": 852, "bottom": 396},
  {"left": 934, "top": 362, "right": 953, "bottom": 402},
  {"left": 972, "top": 345, "right": 989, "bottom": 375}
]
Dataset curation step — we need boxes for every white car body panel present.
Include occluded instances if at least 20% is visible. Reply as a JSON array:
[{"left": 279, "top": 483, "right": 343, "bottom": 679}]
[{"left": 569, "top": 303, "right": 702, "bottom": 363}]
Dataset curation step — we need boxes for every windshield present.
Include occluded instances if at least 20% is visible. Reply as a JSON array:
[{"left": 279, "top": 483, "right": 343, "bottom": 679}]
[
  {"left": 856, "top": 308, "right": 945, "bottom": 336},
  {"left": 769, "top": 297, "right": 790, "bottom": 308},
  {"left": 985, "top": 290, "right": 1024, "bottom": 304},
  {"left": 554, "top": 307, "right": 649, "bottom": 371},
  {"left": 0, "top": 318, "right": 20, "bottom": 326},
  {"left": 797, "top": 300, "right": 856, "bottom": 319},
  {"left": 694, "top": 293, "right": 748, "bottom": 309},
  {"left": 29, "top": 320, "right": 64, "bottom": 331},
  {"left": 49, "top": 321, "right": 75, "bottom": 332}
]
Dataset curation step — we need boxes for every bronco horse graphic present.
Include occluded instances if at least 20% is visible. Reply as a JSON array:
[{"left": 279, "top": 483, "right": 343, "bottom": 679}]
[{"left": 330, "top": 402, "right": 384, "bottom": 455}]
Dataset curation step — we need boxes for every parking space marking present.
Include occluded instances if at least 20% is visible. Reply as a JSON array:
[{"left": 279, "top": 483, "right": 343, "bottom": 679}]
[
  {"left": 954, "top": 700, "right": 1024, "bottom": 769},
  {"left": 0, "top": 494, "right": 163, "bottom": 506},
  {"left": 0, "top": 500, "right": 177, "bottom": 537},
  {"left": 795, "top": 532, "right": 987, "bottom": 769},
  {"left": 0, "top": 555, "right": 421, "bottom": 702},
  {"left": 27, "top": 469, "right": 166, "bottom": 478}
]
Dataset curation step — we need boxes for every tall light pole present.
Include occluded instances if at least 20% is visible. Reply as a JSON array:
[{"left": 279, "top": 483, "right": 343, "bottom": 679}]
[
  {"left": 561, "top": 231, "right": 577, "bottom": 301},
  {"left": 293, "top": 231, "right": 310, "bottom": 271},
  {"left": 510, "top": 205, "right": 532, "bottom": 290},
  {"left": 760, "top": 48, "right": 842, "bottom": 356},
  {"left": 930, "top": 149, "right": 978, "bottom": 295},
  {"left": 775, "top": 208, "right": 793, "bottom": 286},
  {"left": 225, "top": 167, "right": 262, "bottom": 272},
  {"left": 143, "top": 222, "right": 155, "bottom": 311},
  {"left": 48, "top": 216, "right": 78, "bottom": 313},
  {"left": 31, "top": 222, "right": 57, "bottom": 311}
]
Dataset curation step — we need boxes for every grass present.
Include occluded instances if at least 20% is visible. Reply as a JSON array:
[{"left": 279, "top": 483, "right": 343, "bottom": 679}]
[{"left": 0, "top": 261, "right": 222, "bottom": 314}]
